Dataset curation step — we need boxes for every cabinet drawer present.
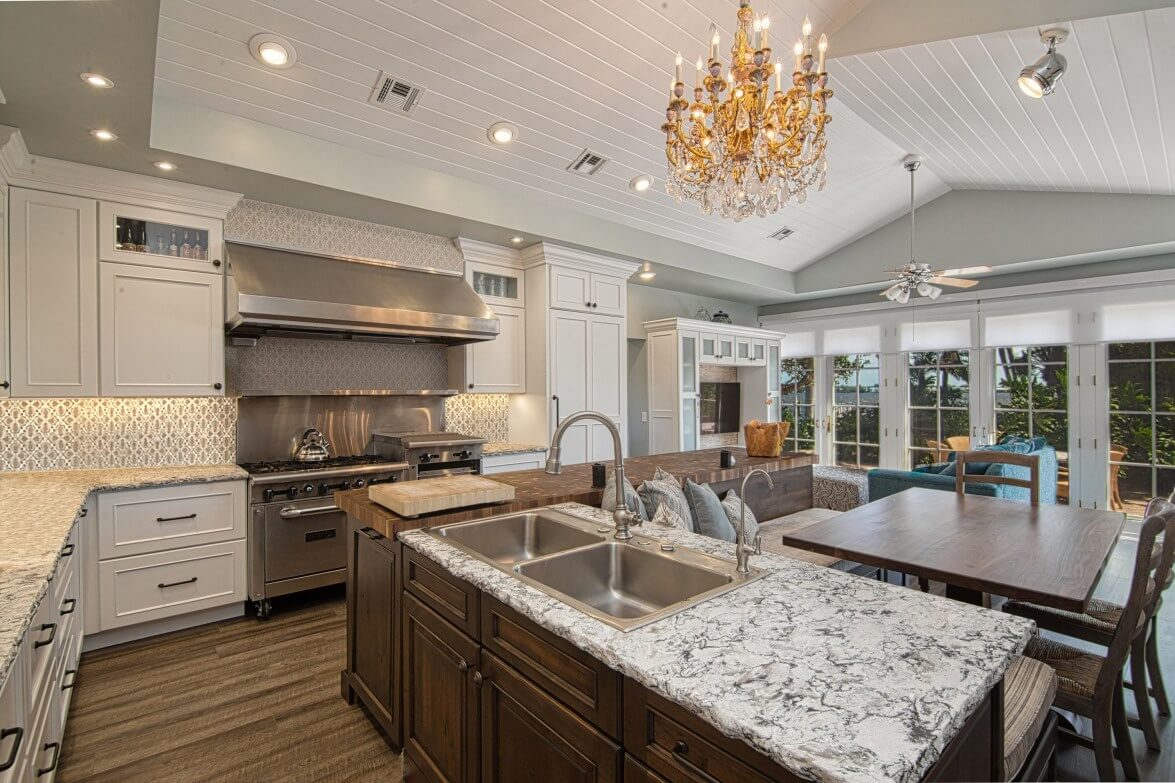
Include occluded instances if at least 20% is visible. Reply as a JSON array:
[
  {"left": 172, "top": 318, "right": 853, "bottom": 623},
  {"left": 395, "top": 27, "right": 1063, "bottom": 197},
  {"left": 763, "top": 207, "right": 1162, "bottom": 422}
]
[
  {"left": 481, "top": 596, "right": 621, "bottom": 738},
  {"left": 97, "top": 540, "right": 246, "bottom": 631},
  {"left": 403, "top": 547, "right": 480, "bottom": 641},
  {"left": 0, "top": 647, "right": 25, "bottom": 783},
  {"left": 24, "top": 593, "right": 57, "bottom": 715},
  {"left": 623, "top": 680, "right": 799, "bottom": 783},
  {"left": 50, "top": 527, "right": 79, "bottom": 610},
  {"left": 480, "top": 454, "right": 543, "bottom": 475},
  {"left": 98, "top": 481, "right": 245, "bottom": 559}
]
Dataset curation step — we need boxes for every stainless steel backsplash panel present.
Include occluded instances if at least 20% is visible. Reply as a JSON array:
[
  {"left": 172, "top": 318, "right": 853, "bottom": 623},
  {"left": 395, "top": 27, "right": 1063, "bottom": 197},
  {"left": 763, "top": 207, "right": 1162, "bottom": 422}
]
[{"left": 236, "top": 395, "right": 446, "bottom": 462}]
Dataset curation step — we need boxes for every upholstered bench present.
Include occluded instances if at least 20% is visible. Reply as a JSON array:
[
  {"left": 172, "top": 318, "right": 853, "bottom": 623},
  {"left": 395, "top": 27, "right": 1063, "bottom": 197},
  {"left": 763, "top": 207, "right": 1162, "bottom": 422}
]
[
  {"left": 758, "top": 508, "right": 867, "bottom": 574},
  {"left": 812, "top": 465, "right": 869, "bottom": 511}
]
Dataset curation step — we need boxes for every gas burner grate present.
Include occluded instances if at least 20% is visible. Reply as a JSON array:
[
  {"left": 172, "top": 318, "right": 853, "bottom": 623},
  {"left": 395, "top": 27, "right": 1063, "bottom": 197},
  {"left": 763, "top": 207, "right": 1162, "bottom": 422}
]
[{"left": 239, "top": 455, "right": 396, "bottom": 475}]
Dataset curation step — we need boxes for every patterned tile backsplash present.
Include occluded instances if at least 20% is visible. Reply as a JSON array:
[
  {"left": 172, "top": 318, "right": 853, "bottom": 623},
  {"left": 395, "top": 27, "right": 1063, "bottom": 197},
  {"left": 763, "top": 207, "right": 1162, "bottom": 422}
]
[
  {"left": 0, "top": 398, "right": 237, "bottom": 472},
  {"left": 225, "top": 199, "right": 464, "bottom": 274},
  {"left": 444, "top": 394, "right": 510, "bottom": 442},
  {"left": 227, "top": 336, "right": 449, "bottom": 393}
]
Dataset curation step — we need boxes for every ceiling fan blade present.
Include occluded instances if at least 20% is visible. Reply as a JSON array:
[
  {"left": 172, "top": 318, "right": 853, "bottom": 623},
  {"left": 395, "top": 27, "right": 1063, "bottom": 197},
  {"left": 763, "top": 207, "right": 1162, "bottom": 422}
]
[
  {"left": 928, "top": 276, "right": 978, "bottom": 288},
  {"left": 938, "top": 265, "right": 993, "bottom": 277}
]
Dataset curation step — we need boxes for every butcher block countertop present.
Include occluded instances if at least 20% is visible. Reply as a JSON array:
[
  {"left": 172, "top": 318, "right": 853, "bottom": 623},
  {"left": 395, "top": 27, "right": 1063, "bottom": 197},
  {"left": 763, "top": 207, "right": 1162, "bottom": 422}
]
[{"left": 335, "top": 447, "right": 815, "bottom": 537}]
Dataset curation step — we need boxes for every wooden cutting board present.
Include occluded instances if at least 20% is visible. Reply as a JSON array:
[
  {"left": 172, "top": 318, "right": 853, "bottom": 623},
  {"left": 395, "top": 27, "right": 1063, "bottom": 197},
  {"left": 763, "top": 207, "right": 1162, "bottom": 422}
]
[{"left": 368, "top": 475, "right": 516, "bottom": 518}]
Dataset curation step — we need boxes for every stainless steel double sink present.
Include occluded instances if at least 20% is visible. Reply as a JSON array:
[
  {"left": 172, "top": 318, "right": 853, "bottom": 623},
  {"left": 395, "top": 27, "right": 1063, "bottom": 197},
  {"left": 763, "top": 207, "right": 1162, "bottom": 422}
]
[{"left": 428, "top": 508, "right": 766, "bottom": 631}]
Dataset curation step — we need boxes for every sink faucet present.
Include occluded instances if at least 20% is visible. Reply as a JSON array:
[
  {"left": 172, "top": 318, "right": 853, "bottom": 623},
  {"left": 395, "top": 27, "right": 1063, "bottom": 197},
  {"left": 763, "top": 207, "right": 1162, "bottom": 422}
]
[
  {"left": 545, "top": 411, "right": 634, "bottom": 540},
  {"left": 736, "top": 469, "right": 773, "bottom": 574}
]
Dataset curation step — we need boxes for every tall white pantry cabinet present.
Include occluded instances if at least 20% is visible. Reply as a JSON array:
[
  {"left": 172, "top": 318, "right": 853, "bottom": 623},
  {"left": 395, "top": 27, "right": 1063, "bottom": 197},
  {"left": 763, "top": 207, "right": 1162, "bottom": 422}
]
[
  {"left": 0, "top": 134, "right": 240, "bottom": 397},
  {"left": 508, "top": 243, "right": 639, "bottom": 466}
]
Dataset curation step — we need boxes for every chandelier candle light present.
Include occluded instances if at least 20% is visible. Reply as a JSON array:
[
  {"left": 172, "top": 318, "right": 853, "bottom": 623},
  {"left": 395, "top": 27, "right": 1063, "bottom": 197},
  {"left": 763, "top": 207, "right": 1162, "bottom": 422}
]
[{"left": 663, "top": 2, "right": 833, "bottom": 221}]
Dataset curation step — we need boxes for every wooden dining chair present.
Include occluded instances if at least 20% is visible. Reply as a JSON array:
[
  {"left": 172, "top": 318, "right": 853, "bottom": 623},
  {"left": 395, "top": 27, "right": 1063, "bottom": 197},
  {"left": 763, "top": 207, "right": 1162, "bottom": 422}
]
[
  {"left": 945, "top": 435, "right": 971, "bottom": 452},
  {"left": 1006, "top": 497, "right": 1175, "bottom": 754},
  {"left": 1019, "top": 504, "right": 1175, "bottom": 781},
  {"left": 1109, "top": 445, "right": 1128, "bottom": 511},
  {"left": 955, "top": 451, "right": 1041, "bottom": 506},
  {"left": 926, "top": 439, "right": 951, "bottom": 462}
]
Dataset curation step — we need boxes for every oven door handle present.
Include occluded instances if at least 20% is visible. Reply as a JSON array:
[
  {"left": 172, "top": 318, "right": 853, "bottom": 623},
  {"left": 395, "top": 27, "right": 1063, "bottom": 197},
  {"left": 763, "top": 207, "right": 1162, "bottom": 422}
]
[{"left": 279, "top": 504, "right": 340, "bottom": 519}]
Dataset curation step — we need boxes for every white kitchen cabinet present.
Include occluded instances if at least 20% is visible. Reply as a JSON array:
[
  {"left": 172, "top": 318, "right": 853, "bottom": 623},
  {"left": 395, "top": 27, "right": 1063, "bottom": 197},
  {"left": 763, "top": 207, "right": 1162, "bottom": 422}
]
[
  {"left": 716, "top": 333, "right": 735, "bottom": 364},
  {"left": 98, "top": 201, "right": 224, "bottom": 274},
  {"left": 0, "top": 642, "right": 25, "bottom": 783},
  {"left": 589, "top": 274, "right": 625, "bottom": 317},
  {"left": 549, "top": 267, "right": 627, "bottom": 317},
  {"left": 99, "top": 262, "right": 225, "bottom": 396},
  {"left": 481, "top": 452, "right": 544, "bottom": 474},
  {"left": 0, "top": 188, "right": 9, "bottom": 399},
  {"left": 449, "top": 305, "right": 525, "bottom": 393},
  {"left": 548, "top": 310, "right": 624, "bottom": 465},
  {"left": 467, "top": 259, "right": 525, "bottom": 310},
  {"left": 551, "top": 310, "right": 590, "bottom": 419},
  {"left": 8, "top": 188, "right": 99, "bottom": 397}
]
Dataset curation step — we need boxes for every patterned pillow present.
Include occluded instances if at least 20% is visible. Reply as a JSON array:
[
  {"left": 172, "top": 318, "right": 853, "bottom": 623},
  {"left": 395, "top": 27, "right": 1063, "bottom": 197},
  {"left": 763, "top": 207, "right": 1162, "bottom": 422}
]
[
  {"left": 601, "top": 470, "right": 647, "bottom": 521},
  {"left": 720, "top": 490, "right": 759, "bottom": 541},
  {"left": 638, "top": 473, "right": 693, "bottom": 532},
  {"left": 650, "top": 502, "right": 691, "bottom": 531}
]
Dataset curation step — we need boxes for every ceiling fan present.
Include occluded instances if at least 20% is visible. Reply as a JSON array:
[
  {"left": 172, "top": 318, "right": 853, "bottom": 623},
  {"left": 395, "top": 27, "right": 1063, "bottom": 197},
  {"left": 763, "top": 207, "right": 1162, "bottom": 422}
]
[{"left": 881, "top": 155, "right": 991, "bottom": 303}]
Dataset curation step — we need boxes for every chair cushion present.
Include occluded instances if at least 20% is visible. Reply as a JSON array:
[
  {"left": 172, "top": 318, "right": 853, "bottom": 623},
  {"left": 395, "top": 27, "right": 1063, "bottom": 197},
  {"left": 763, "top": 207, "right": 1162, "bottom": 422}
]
[
  {"left": 719, "top": 490, "right": 759, "bottom": 541},
  {"left": 1002, "top": 655, "right": 1058, "bottom": 780},
  {"left": 601, "top": 470, "right": 647, "bottom": 521},
  {"left": 1022, "top": 635, "right": 1104, "bottom": 699},
  {"left": 683, "top": 478, "right": 736, "bottom": 543}
]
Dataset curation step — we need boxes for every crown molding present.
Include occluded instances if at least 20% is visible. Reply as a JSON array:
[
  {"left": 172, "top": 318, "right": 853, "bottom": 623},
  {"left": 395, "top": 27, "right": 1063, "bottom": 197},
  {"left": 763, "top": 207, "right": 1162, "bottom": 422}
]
[
  {"left": 453, "top": 237, "right": 525, "bottom": 268},
  {"left": 0, "top": 127, "right": 242, "bottom": 219},
  {"left": 642, "top": 317, "right": 786, "bottom": 339},
  {"left": 519, "top": 241, "right": 642, "bottom": 277}
]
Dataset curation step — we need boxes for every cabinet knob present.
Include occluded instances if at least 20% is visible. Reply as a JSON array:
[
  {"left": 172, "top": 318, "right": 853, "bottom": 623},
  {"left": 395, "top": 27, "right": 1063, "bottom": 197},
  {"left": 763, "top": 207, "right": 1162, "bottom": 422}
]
[
  {"left": 673, "top": 740, "right": 689, "bottom": 755},
  {"left": 473, "top": 671, "right": 484, "bottom": 687},
  {"left": 212, "top": 259, "right": 222, "bottom": 268},
  {"left": 457, "top": 659, "right": 469, "bottom": 673},
  {"left": 468, "top": 383, "right": 474, "bottom": 389},
  {"left": 213, "top": 382, "right": 223, "bottom": 390}
]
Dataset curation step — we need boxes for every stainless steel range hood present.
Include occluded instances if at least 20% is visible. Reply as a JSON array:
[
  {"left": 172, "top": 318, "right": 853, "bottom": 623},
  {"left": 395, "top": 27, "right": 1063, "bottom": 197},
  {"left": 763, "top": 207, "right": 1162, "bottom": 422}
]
[{"left": 225, "top": 242, "right": 499, "bottom": 345}]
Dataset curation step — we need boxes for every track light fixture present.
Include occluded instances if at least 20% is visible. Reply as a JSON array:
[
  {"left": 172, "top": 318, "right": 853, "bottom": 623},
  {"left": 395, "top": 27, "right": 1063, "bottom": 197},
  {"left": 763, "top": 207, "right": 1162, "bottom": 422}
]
[{"left": 1018, "top": 29, "right": 1068, "bottom": 99}]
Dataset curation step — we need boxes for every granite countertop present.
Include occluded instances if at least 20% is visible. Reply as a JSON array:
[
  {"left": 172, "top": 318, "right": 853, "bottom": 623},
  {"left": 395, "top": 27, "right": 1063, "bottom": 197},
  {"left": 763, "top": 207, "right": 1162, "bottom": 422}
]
[
  {"left": 0, "top": 464, "right": 248, "bottom": 684},
  {"left": 338, "top": 448, "right": 816, "bottom": 538},
  {"left": 400, "top": 502, "right": 1035, "bottom": 783},
  {"left": 482, "top": 442, "right": 547, "bottom": 456}
]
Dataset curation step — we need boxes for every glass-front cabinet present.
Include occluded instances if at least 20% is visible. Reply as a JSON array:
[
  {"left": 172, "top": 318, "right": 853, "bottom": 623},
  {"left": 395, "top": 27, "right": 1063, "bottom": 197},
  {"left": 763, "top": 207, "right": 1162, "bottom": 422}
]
[
  {"left": 680, "top": 332, "right": 700, "bottom": 451},
  {"left": 99, "top": 202, "right": 223, "bottom": 274},
  {"left": 467, "top": 259, "right": 525, "bottom": 309}
]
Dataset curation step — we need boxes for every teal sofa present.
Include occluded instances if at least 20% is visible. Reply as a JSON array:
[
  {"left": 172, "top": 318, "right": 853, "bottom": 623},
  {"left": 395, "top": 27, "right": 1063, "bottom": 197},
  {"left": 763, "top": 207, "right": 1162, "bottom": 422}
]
[{"left": 868, "top": 443, "right": 1058, "bottom": 505}]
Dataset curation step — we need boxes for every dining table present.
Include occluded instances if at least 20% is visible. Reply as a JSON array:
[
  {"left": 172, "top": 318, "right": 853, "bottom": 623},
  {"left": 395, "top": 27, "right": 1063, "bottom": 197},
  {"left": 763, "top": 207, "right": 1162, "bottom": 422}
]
[{"left": 779, "top": 487, "right": 1126, "bottom": 611}]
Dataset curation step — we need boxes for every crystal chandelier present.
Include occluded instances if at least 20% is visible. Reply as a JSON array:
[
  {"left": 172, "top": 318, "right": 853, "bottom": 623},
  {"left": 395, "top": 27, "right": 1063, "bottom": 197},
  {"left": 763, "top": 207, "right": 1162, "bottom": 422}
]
[{"left": 663, "top": 1, "right": 833, "bottom": 222}]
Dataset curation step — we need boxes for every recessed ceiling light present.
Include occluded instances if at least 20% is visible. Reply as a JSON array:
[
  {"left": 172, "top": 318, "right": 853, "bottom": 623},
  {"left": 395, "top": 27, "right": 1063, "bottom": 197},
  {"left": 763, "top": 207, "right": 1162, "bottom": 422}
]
[
  {"left": 80, "top": 73, "right": 114, "bottom": 88},
  {"left": 154, "top": 161, "right": 178, "bottom": 172},
  {"left": 637, "top": 262, "right": 656, "bottom": 281},
  {"left": 487, "top": 122, "right": 518, "bottom": 145},
  {"left": 510, "top": 236, "right": 524, "bottom": 244},
  {"left": 249, "top": 33, "right": 297, "bottom": 69},
  {"left": 90, "top": 129, "right": 117, "bottom": 141},
  {"left": 629, "top": 174, "right": 654, "bottom": 193}
]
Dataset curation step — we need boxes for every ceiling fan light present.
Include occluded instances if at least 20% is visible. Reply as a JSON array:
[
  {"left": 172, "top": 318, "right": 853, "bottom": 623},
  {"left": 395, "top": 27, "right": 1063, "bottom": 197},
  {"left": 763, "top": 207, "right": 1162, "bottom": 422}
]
[
  {"left": 884, "top": 286, "right": 900, "bottom": 301},
  {"left": 916, "top": 281, "right": 931, "bottom": 297},
  {"left": 895, "top": 288, "right": 910, "bottom": 304},
  {"left": 926, "top": 285, "right": 942, "bottom": 300}
]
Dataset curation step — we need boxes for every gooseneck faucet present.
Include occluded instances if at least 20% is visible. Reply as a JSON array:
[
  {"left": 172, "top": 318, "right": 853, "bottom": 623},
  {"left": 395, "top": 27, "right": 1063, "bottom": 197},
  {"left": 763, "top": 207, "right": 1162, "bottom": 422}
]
[
  {"left": 736, "top": 469, "right": 773, "bottom": 574},
  {"left": 545, "top": 411, "right": 634, "bottom": 540}
]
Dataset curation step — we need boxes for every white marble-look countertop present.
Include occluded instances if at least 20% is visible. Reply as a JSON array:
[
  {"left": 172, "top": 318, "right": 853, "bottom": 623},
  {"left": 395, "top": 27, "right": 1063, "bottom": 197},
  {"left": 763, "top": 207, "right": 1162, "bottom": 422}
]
[
  {"left": 399, "top": 503, "right": 1035, "bottom": 783},
  {"left": 0, "top": 465, "right": 248, "bottom": 684},
  {"left": 482, "top": 442, "right": 548, "bottom": 456}
]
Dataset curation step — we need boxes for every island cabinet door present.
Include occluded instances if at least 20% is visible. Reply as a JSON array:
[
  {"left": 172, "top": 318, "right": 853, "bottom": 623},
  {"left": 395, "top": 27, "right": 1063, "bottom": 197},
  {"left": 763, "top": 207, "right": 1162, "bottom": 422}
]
[
  {"left": 347, "top": 527, "right": 400, "bottom": 746},
  {"left": 403, "top": 592, "right": 480, "bottom": 783},
  {"left": 479, "top": 651, "right": 621, "bottom": 783}
]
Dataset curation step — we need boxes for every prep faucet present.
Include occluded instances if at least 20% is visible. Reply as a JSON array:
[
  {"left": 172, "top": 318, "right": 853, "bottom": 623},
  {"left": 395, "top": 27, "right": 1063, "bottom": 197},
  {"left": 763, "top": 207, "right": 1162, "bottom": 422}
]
[{"left": 736, "top": 468, "right": 773, "bottom": 574}]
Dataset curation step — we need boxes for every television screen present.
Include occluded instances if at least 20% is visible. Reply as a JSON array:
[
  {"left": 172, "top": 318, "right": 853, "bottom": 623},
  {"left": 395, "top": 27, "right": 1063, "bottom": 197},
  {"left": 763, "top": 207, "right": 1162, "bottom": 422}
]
[{"left": 700, "top": 382, "right": 741, "bottom": 435}]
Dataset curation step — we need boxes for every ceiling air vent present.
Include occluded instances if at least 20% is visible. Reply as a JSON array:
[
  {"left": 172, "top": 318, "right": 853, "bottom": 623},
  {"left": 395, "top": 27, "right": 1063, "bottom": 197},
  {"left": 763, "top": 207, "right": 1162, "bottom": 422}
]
[
  {"left": 368, "top": 72, "right": 424, "bottom": 116},
  {"left": 768, "top": 227, "right": 795, "bottom": 240},
  {"left": 566, "top": 149, "right": 610, "bottom": 177}
]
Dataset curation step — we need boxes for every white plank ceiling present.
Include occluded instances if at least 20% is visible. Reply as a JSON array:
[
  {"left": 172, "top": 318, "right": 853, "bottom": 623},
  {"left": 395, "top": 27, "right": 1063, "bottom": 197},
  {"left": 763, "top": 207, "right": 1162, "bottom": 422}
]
[
  {"left": 833, "top": 6, "right": 1175, "bottom": 195},
  {"left": 153, "top": 0, "right": 958, "bottom": 272}
]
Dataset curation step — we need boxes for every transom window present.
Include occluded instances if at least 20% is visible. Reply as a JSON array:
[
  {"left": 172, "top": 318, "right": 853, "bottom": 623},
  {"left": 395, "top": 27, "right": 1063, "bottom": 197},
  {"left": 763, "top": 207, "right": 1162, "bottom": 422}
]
[
  {"left": 1108, "top": 342, "right": 1175, "bottom": 516},
  {"left": 779, "top": 357, "right": 816, "bottom": 453},
  {"left": 908, "top": 351, "right": 970, "bottom": 467},
  {"left": 833, "top": 354, "right": 880, "bottom": 468}
]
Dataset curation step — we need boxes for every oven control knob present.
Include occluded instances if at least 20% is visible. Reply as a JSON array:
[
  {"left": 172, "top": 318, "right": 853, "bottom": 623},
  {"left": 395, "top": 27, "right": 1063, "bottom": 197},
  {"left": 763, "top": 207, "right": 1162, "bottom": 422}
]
[
  {"left": 353, "top": 478, "right": 366, "bottom": 489},
  {"left": 288, "top": 485, "right": 299, "bottom": 498},
  {"left": 419, "top": 454, "right": 431, "bottom": 464},
  {"left": 304, "top": 484, "right": 315, "bottom": 495}
]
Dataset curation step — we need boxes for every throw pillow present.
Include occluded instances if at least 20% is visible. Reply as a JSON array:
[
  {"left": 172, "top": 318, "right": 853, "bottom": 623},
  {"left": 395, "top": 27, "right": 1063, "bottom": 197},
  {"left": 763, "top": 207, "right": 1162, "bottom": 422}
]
[
  {"left": 650, "top": 502, "right": 691, "bottom": 532},
  {"left": 638, "top": 477, "right": 693, "bottom": 531},
  {"left": 601, "top": 470, "right": 648, "bottom": 521},
  {"left": 720, "top": 490, "right": 759, "bottom": 541},
  {"left": 683, "top": 478, "right": 736, "bottom": 543}
]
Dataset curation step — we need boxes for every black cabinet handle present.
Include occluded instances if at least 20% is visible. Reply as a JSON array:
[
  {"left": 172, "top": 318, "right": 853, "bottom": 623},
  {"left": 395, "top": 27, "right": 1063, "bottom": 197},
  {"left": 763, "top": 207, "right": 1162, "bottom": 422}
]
[
  {"left": 62, "top": 668, "right": 78, "bottom": 691},
  {"left": 213, "top": 382, "right": 223, "bottom": 390},
  {"left": 673, "top": 740, "right": 689, "bottom": 755},
  {"left": 457, "top": 659, "right": 469, "bottom": 673},
  {"left": 156, "top": 513, "right": 197, "bottom": 522},
  {"left": 79, "top": 507, "right": 88, "bottom": 517},
  {"left": 60, "top": 598, "right": 77, "bottom": 616},
  {"left": 158, "top": 577, "right": 198, "bottom": 589},
  {"left": 212, "top": 259, "right": 222, "bottom": 267},
  {"left": 36, "top": 741, "right": 61, "bottom": 777},
  {"left": 61, "top": 543, "right": 75, "bottom": 557},
  {"left": 34, "top": 623, "right": 57, "bottom": 649},
  {"left": 0, "top": 727, "right": 23, "bottom": 772},
  {"left": 0, "top": 381, "right": 8, "bottom": 390},
  {"left": 359, "top": 526, "right": 384, "bottom": 540}
]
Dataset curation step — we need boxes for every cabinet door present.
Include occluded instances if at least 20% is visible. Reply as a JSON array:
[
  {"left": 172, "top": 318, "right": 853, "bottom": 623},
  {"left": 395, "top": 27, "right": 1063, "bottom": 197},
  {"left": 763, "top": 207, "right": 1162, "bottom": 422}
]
[
  {"left": 735, "top": 337, "right": 752, "bottom": 364},
  {"left": 589, "top": 316, "right": 624, "bottom": 421},
  {"left": 699, "top": 332, "right": 718, "bottom": 362},
  {"left": 589, "top": 274, "right": 625, "bottom": 317},
  {"left": 0, "top": 189, "right": 8, "bottom": 398},
  {"left": 99, "top": 263, "right": 225, "bottom": 396},
  {"left": 557, "top": 422, "right": 593, "bottom": 466},
  {"left": 716, "top": 334, "right": 735, "bottom": 364},
  {"left": 480, "top": 652, "right": 621, "bottom": 783},
  {"left": 551, "top": 311, "right": 590, "bottom": 423},
  {"left": 0, "top": 644, "right": 25, "bottom": 783},
  {"left": 349, "top": 527, "right": 400, "bottom": 744},
  {"left": 403, "top": 593, "right": 480, "bottom": 783},
  {"left": 98, "top": 201, "right": 223, "bottom": 274},
  {"left": 468, "top": 261, "right": 524, "bottom": 310},
  {"left": 466, "top": 306, "right": 525, "bottom": 393},
  {"left": 8, "top": 188, "right": 98, "bottom": 397},
  {"left": 751, "top": 339, "right": 767, "bottom": 365},
  {"left": 590, "top": 422, "right": 625, "bottom": 462},
  {"left": 549, "top": 267, "right": 592, "bottom": 312}
]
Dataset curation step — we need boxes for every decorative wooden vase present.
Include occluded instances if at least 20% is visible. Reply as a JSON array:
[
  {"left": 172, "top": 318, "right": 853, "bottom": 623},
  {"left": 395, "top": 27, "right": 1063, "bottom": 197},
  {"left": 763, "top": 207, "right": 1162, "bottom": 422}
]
[{"left": 744, "top": 420, "right": 789, "bottom": 457}]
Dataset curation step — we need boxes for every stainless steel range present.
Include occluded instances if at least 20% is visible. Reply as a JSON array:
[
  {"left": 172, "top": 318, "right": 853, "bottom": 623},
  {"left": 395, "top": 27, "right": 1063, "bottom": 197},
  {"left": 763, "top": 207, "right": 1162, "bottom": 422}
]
[
  {"left": 242, "top": 453, "right": 409, "bottom": 618},
  {"left": 373, "top": 431, "right": 487, "bottom": 480}
]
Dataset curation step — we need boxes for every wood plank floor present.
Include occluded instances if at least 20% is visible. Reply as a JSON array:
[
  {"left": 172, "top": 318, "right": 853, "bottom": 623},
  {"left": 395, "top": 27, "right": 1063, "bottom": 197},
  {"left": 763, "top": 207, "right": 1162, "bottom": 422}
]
[{"left": 57, "top": 587, "right": 402, "bottom": 783}]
